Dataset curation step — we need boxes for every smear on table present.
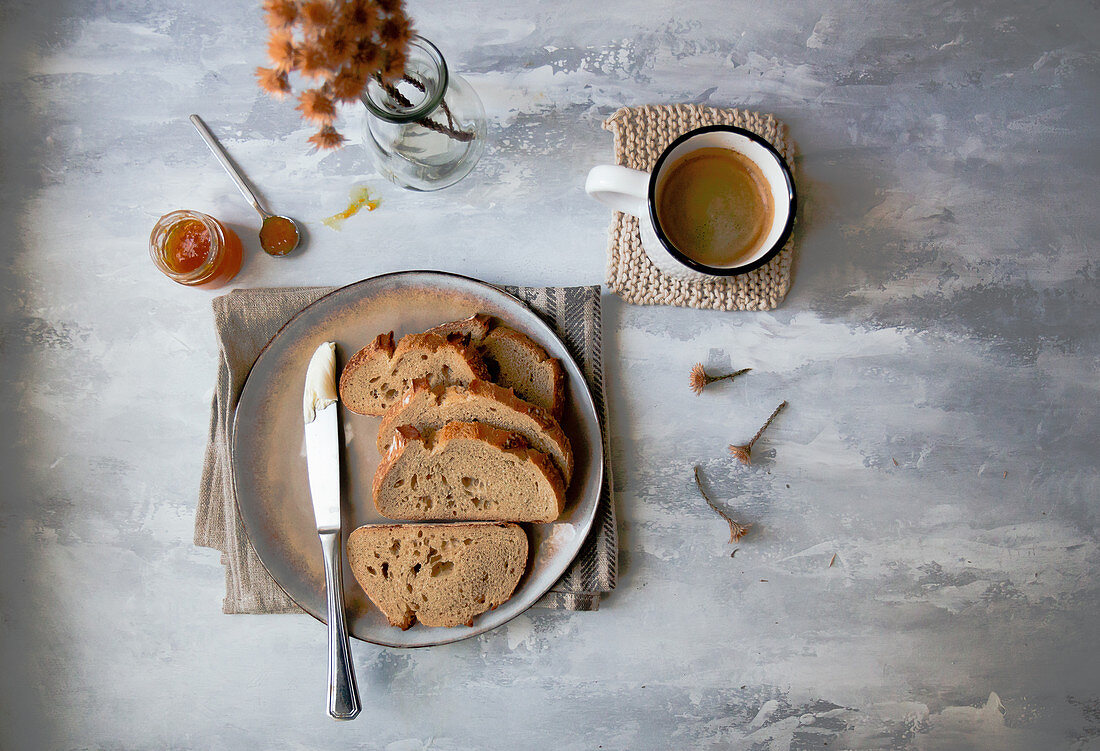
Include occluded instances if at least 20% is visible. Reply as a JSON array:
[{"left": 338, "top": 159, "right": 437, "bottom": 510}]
[{"left": 323, "top": 185, "right": 381, "bottom": 230}]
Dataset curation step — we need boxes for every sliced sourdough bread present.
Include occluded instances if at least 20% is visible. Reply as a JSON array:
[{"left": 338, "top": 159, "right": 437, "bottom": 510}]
[
  {"left": 429, "top": 315, "right": 566, "bottom": 420},
  {"left": 373, "top": 422, "right": 566, "bottom": 522},
  {"left": 338, "top": 331, "right": 489, "bottom": 416},
  {"left": 426, "top": 313, "right": 492, "bottom": 341},
  {"left": 377, "top": 379, "right": 574, "bottom": 484},
  {"left": 480, "top": 326, "right": 565, "bottom": 420},
  {"left": 347, "top": 522, "right": 528, "bottom": 629}
]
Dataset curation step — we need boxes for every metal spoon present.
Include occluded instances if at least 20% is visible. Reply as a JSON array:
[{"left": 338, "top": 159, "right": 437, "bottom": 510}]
[{"left": 190, "top": 114, "right": 301, "bottom": 256}]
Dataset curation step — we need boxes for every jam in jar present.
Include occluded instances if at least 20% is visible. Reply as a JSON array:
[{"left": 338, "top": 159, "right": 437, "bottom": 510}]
[{"left": 149, "top": 210, "right": 243, "bottom": 288}]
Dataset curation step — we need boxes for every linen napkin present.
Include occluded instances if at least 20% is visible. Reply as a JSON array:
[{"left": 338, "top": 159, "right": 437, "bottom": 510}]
[{"left": 194, "top": 284, "right": 617, "bottom": 614}]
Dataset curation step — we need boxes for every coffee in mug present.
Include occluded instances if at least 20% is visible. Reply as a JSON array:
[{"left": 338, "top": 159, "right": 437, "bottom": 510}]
[
  {"left": 585, "top": 124, "right": 796, "bottom": 281},
  {"left": 654, "top": 147, "right": 775, "bottom": 268}
]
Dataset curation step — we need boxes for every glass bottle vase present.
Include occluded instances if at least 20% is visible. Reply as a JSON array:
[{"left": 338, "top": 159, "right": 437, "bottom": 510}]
[{"left": 360, "top": 36, "right": 487, "bottom": 191}]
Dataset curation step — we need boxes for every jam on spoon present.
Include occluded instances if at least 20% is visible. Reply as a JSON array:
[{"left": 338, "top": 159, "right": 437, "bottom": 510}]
[{"left": 190, "top": 114, "right": 302, "bottom": 257}]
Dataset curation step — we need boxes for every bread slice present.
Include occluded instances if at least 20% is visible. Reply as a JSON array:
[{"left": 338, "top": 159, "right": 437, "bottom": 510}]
[
  {"left": 372, "top": 422, "right": 566, "bottom": 522},
  {"left": 338, "top": 331, "right": 489, "bottom": 416},
  {"left": 377, "top": 379, "right": 574, "bottom": 484},
  {"left": 481, "top": 327, "right": 565, "bottom": 420},
  {"left": 426, "top": 313, "right": 492, "bottom": 342},
  {"left": 347, "top": 522, "right": 528, "bottom": 629},
  {"left": 429, "top": 315, "right": 566, "bottom": 420}
]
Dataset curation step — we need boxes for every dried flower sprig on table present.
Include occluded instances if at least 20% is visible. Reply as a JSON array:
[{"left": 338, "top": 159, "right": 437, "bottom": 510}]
[
  {"left": 689, "top": 363, "right": 751, "bottom": 395},
  {"left": 729, "top": 400, "right": 788, "bottom": 465},
  {"left": 255, "top": 0, "right": 415, "bottom": 150},
  {"left": 694, "top": 466, "right": 751, "bottom": 543}
]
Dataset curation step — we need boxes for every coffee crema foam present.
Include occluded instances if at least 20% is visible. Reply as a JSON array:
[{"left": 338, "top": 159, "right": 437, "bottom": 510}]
[{"left": 655, "top": 147, "right": 774, "bottom": 268}]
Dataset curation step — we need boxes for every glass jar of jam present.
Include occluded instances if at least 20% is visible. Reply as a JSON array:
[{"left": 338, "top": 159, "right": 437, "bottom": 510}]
[{"left": 149, "top": 210, "right": 243, "bottom": 288}]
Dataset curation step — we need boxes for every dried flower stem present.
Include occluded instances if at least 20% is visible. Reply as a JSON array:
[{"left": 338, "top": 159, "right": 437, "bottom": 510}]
[
  {"left": 729, "top": 400, "right": 788, "bottom": 465},
  {"left": 689, "top": 363, "right": 751, "bottom": 395},
  {"left": 373, "top": 73, "right": 475, "bottom": 142},
  {"left": 693, "top": 466, "right": 751, "bottom": 543}
]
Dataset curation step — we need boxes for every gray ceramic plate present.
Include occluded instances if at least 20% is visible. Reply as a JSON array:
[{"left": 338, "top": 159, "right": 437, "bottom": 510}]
[{"left": 232, "top": 271, "right": 603, "bottom": 648}]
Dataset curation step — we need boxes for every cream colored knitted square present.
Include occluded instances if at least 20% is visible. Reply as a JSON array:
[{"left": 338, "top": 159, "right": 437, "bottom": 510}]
[{"left": 602, "top": 104, "right": 796, "bottom": 311}]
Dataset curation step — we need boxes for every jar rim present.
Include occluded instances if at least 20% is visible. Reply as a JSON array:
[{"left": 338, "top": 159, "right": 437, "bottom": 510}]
[
  {"left": 149, "top": 210, "right": 224, "bottom": 284},
  {"left": 360, "top": 35, "right": 449, "bottom": 124}
]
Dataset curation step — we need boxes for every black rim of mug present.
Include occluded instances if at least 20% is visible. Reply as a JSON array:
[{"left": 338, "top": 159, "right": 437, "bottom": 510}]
[{"left": 646, "top": 124, "right": 797, "bottom": 277}]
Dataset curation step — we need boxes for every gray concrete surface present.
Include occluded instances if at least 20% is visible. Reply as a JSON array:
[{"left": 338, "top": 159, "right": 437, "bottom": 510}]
[{"left": 1, "top": 0, "right": 1097, "bottom": 748}]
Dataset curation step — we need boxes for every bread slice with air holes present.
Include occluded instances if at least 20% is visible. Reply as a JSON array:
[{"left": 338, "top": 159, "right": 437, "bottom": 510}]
[
  {"left": 338, "top": 331, "right": 489, "bottom": 416},
  {"left": 347, "top": 522, "right": 528, "bottom": 629},
  {"left": 372, "top": 421, "right": 566, "bottom": 522},
  {"left": 428, "top": 314, "right": 566, "bottom": 420},
  {"left": 377, "top": 379, "right": 574, "bottom": 485}
]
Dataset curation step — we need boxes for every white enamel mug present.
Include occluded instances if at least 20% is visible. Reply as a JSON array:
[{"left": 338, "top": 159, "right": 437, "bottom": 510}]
[{"left": 585, "top": 125, "right": 796, "bottom": 281}]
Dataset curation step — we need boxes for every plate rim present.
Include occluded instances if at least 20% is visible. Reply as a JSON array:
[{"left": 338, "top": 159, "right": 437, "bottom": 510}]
[{"left": 229, "top": 270, "right": 604, "bottom": 647}]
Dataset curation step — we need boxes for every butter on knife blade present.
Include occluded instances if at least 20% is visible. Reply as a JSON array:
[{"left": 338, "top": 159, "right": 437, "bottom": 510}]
[{"left": 304, "top": 341, "right": 338, "bottom": 422}]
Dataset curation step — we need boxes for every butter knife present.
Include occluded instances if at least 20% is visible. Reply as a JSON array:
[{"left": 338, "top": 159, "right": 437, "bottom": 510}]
[{"left": 303, "top": 341, "right": 361, "bottom": 720}]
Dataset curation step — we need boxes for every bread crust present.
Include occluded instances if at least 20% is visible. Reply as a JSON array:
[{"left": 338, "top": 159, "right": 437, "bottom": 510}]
[
  {"left": 372, "top": 421, "right": 567, "bottom": 522},
  {"left": 481, "top": 327, "right": 566, "bottom": 420},
  {"left": 338, "top": 331, "right": 395, "bottom": 381},
  {"left": 389, "top": 332, "right": 487, "bottom": 372},
  {"left": 338, "top": 331, "right": 489, "bottom": 416},
  {"left": 377, "top": 378, "right": 574, "bottom": 483},
  {"left": 428, "top": 315, "right": 567, "bottom": 420},
  {"left": 426, "top": 314, "right": 493, "bottom": 342}
]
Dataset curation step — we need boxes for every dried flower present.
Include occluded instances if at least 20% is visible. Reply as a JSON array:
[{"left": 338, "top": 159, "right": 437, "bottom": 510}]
[
  {"left": 297, "top": 41, "right": 329, "bottom": 78},
  {"left": 330, "top": 66, "right": 368, "bottom": 102},
  {"left": 689, "top": 363, "right": 751, "bottom": 395},
  {"left": 379, "top": 15, "right": 413, "bottom": 46},
  {"left": 299, "top": 1, "right": 335, "bottom": 30},
  {"left": 351, "top": 39, "right": 382, "bottom": 70},
  {"left": 321, "top": 28, "right": 356, "bottom": 67},
  {"left": 382, "top": 47, "right": 407, "bottom": 80},
  {"left": 342, "top": 0, "right": 377, "bottom": 35},
  {"left": 255, "top": 66, "right": 292, "bottom": 98},
  {"left": 262, "top": 0, "right": 298, "bottom": 29},
  {"left": 727, "top": 446, "right": 751, "bottom": 465},
  {"left": 266, "top": 29, "right": 297, "bottom": 72},
  {"left": 298, "top": 88, "right": 337, "bottom": 124},
  {"left": 729, "top": 401, "right": 788, "bottom": 465},
  {"left": 308, "top": 125, "right": 347, "bottom": 150},
  {"left": 694, "top": 466, "right": 752, "bottom": 544},
  {"left": 256, "top": 0, "right": 414, "bottom": 149},
  {"left": 727, "top": 520, "right": 751, "bottom": 543}
]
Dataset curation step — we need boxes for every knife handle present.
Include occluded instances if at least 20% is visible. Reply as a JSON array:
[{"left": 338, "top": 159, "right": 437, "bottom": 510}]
[{"left": 319, "top": 530, "right": 361, "bottom": 720}]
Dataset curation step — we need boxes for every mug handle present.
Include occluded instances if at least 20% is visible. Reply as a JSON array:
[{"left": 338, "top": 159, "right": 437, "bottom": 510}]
[{"left": 585, "top": 165, "right": 650, "bottom": 217}]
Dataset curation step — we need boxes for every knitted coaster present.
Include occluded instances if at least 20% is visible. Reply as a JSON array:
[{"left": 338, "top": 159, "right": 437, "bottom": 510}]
[{"left": 602, "top": 104, "right": 797, "bottom": 311}]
